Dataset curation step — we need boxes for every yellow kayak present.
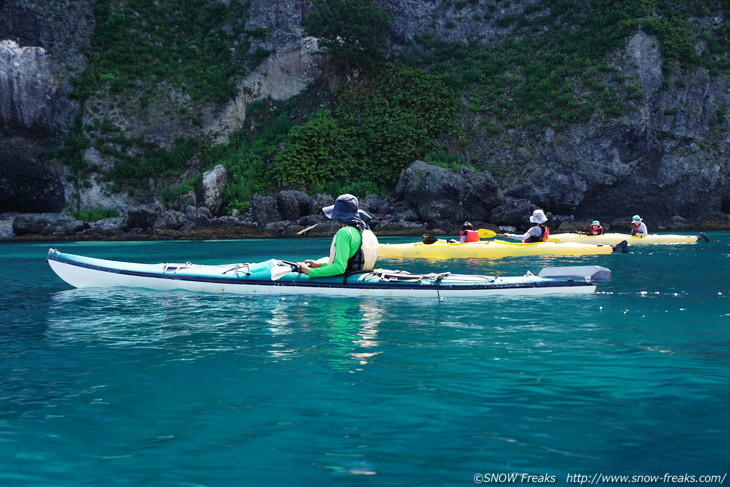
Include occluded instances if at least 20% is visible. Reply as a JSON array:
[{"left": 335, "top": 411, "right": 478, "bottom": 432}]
[
  {"left": 378, "top": 239, "right": 617, "bottom": 259},
  {"left": 550, "top": 233, "right": 701, "bottom": 245}
]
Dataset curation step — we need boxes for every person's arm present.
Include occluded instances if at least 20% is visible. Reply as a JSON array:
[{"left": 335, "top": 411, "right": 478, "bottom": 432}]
[
  {"left": 307, "top": 228, "right": 357, "bottom": 278},
  {"left": 503, "top": 230, "right": 532, "bottom": 241}
]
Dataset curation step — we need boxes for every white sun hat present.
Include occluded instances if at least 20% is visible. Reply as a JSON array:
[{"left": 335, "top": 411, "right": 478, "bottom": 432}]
[{"left": 530, "top": 209, "right": 548, "bottom": 224}]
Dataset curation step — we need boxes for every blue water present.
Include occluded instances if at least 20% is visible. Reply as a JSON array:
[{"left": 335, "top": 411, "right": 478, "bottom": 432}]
[{"left": 1, "top": 234, "right": 728, "bottom": 486}]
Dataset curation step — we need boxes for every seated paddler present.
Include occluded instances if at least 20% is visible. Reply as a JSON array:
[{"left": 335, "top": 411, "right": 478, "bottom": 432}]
[
  {"left": 503, "top": 209, "right": 550, "bottom": 243},
  {"left": 588, "top": 220, "right": 604, "bottom": 235},
  {"left": 296, "top": 194, "right": 379, "bottom": 277}
]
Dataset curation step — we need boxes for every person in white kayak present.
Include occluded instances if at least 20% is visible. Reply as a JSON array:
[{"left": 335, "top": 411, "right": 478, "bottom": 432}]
[
  {"left": 630, "top": 215, "right": 648, "bottom": 236},
  {"left": 503, "top": 209, "right": 550, "bottom": 243},
  {"left": 296, "top": 194, "right": 379, "bottom": 277}
]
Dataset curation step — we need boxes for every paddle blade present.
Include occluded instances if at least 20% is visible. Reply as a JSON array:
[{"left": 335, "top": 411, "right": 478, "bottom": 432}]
[
  {"left": 271, "top": 264, "right": 294, "bottom": 281},
  {"left": 296, "top": 223, "right": 318, "bottom": 235},
  {"left": 477, "top": 229, "right": 496, "bottom": 239}
]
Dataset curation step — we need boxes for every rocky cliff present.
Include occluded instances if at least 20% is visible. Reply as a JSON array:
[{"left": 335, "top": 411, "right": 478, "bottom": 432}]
[{"left": 1, "top": 0, "right": 729, "bottom": 238}]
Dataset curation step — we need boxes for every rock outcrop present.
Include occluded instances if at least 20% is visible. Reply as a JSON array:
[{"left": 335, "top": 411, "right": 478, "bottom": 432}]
[
  {"left": 4, "top": 158, "right": 729, "bottom": 241},
  {"left": 0, "top": 40, "right": 73, "bottom": 212},
  {"left": 396, "top": 161, "right": 502, "bottom": 230}
]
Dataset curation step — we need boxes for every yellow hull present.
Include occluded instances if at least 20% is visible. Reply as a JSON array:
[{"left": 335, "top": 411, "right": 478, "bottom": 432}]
[
  {"left": 551, "top": 233, "right": 699, "bottom": 245},
  {"left": 378, "top": 239, "right": 615, "bottom": 259}
]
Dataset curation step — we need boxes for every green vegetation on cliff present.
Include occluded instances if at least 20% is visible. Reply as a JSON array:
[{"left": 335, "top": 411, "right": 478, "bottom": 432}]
[
  {"left": 217, "top": 64, "right": 459, "bottom": 212},
  {"left": 76, "top": 0, "right": 256, "bottom": 103},
  {"left": 54, "top": 0, "right": 730, "bottom": 213},
  {"left": 416, "top": 0, "right": 730, "bottom": 132}
]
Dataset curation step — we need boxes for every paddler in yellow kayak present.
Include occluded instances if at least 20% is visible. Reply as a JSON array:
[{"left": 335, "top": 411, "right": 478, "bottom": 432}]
[
  {"left": 296, "top": 194, "right": 379, "bottom": 277},
  {"left": 588, "top": 220, "right": 604, "bottom": 235},
  {"left": 630, "top": 215, "right": 648, "bottom": 236},
  {"left": 502, "top": 209, "right": 551, "bottom": 243},
  {"left": 445, "top": 221, "right": 481, "bottom": 243}
]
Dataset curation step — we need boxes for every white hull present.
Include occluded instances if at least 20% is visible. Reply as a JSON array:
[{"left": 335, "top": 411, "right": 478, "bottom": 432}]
[{"left": 48, "top": 250, "right": 600, "bottom": 299}]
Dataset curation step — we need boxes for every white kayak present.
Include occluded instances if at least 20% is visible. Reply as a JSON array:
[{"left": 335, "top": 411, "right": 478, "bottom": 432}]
[
  {"left": 47, "top": 249, "right": 611, "bottom": 299},
  {"left": 550, "top": 232, "right": 706, "bottom": 245}
]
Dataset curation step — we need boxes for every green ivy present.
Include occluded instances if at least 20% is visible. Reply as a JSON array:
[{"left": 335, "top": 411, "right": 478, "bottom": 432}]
[
  {"left": 272, "top": 64, "right": 459, "bottom": 193},
  {"left": 274, "top": 111, "right": 357, "bottom": 188},
  {"left": 161, "top": 174, "right": 203, "bottom": 208},
  {"left": 643, "top": 17, "right": 697, "bottom": 65},
  {"left": 68, "top": 207, "right": 120, "bottom": 222},
  {"left": 105, "top": 136, "right": 204, "bottom": 185}
]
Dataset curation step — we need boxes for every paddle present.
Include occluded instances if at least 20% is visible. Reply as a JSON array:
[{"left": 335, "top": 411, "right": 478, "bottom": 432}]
[
  {"left": 271, "top": 260, "right": 300, "bottom": 281},
  {"left": 699, "top": 232, "right": 710, "bottom": 242},
  {"left": 271, "top": 257, "right": 330, "bottom": 279},
  {"left": 486, "top": 226, "right": 560, "bottom": 243},
  {"left": 297, "top": 223, "right": 318, "bottom": 235},
  {"left": 271, "top": 262, "right": 295, "bottom": 281},
  {"left": 484, "top": 229, "right": 547, "bottom": 241}
]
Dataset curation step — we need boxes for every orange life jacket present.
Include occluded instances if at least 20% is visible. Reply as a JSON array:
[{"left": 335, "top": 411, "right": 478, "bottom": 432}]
[{"left": 460, "top": 229, "right": 480, "bottom": 242}]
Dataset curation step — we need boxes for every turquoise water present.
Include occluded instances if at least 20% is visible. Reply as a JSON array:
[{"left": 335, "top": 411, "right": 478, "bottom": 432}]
[{"left": 1, "top": 234, "right": 728, "bottom": 486}]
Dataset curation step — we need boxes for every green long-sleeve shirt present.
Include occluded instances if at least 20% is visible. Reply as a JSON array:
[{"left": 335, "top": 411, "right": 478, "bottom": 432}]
[{"left": 308, "top": 225, "right": 362, "bottom": 278}]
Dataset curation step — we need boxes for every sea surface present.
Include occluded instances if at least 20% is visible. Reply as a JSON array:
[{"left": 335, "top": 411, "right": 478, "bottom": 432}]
[{"left": 1, "top": 233, "right": 728, "bottom": 486}]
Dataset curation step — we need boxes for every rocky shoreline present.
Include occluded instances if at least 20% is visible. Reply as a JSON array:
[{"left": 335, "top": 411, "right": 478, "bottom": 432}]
[
  {"left": 4, "top": 196, "right": 727, "bottom": 244},
  {"left": 3, "top": 161, "right": 729, "bottom": 242}
]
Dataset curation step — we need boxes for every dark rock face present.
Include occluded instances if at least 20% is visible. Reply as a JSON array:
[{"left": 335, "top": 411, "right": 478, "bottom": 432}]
[
  {"left": 153, "top": 210, "right": 188, "bottom": 231},
  {"left": 396, "top": 161, "right": 503, "bottom": 229},
  {"left": 0, "top": 36, "right": 79, "bottom": 212},
  {"left": 251, "top": 195, "right": 283, "bottom": 227},
  {"left": 12, "top": 213, "right": 54, "bottom": 236},
  {"left": 0, "top": 0, "right": 94, "bottom": 59},
  {"left": 489, "top": 197, "right": 536, "bottom": 227},
  {"left": 125, "top": 207, "right": 160, "bottom": 231},
  {"left": 276, "top": 190, "right": 312, "bottom": 220},
  {"left": 0, "top": 139, "right": 64, "bottom": 212},
  {"left": 0, "top": 40, "right": 78, "bottom": 138}
]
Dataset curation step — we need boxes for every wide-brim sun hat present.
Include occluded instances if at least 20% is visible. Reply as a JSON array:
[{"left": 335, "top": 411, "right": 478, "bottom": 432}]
[
  {"left": 631, "top": 215, "right": 642, "bottom": 222},
  {"left": 322, "top": 194, "right": 372, "bottom": 225},
  {"left": 529, "top": 209, "right": 548, "bottom": 224}
]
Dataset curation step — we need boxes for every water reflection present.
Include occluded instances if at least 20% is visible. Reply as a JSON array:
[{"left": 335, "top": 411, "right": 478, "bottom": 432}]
[
  {"left": 266, "top": 297, "right": 384, "bottom": 371},
  {"left": 47, "top": 288, "right": 385, "bottom": 371}
]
